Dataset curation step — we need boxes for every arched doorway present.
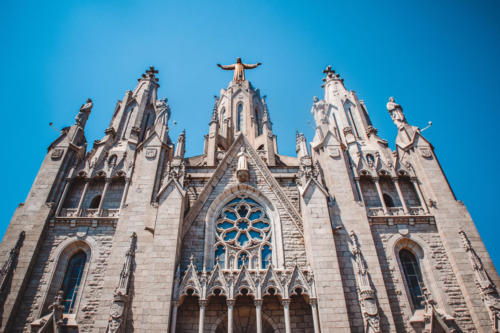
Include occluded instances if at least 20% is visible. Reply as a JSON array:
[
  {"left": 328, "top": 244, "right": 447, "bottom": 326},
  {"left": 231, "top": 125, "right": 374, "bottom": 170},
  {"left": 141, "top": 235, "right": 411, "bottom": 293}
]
[{"left": 214, "top": 295, "right": 276, "bottom": 333}]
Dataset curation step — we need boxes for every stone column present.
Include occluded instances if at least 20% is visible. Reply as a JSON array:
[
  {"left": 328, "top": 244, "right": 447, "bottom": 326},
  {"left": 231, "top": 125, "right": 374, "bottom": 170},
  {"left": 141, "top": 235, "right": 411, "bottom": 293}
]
[
  {"left": 254, "top": 300, "right": 263, "bottom": 333},
  {"left": 199, "top": 300, "right": 207, "bottom": 333},
  {"left": 170, "top": 301, "right": 179, "bottom": 333},
  {"left": 354, "top": 177, "right": 364, "bottom": 202},
  {"left": 282, "top": 299, "right": 291, "bottom": 333},
  {"left": 373, "top": 177, "right": 388, "bottom": 214},
  {"left": 393, "top": 177, "right": 409, "bottom": 214},
  {"left": 411, "top": 177, "right": 429, "bottom": 213},
  {"left": 97, "top": 178, "right": 111, "bottom": 216},
  {"left": 120, "top": 178, "right": 131, "bottom": 208},
  {"left": 227, "top": 300, "right": 235, "bottom": 333},
  {"left": 77, "top": 179, "right": 89, "bottom": 216},
  {"left": 55, "top": 179, "right": 70, "bottom": 216},
  {"left": 310, "top": 298, "right": 320, "bottom": 333}
]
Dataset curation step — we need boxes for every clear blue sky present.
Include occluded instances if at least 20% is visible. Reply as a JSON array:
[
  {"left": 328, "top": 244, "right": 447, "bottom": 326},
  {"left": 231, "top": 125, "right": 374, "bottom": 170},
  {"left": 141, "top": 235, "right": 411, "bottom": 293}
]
[{"left": 1, "top": 1, "right": 499, "bottom": 265}]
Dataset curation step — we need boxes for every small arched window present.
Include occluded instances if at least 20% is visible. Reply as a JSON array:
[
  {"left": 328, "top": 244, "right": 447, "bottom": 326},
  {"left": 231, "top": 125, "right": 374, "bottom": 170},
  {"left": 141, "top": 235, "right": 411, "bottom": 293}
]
[
  {"left": 89, "top": 195, "right": 101, "bottom": 209},
  {"left": 237, "top": 104, "right": 243, "bottom": 131},
  {"left": 237, "top": 252, "right": 249, "bottom": 269},
  {"left": 383, "top": 193, "right": 395, "bottom": 208},
  {"left": 62, "top": 251, "right": 87, "bottom": 313},
  {"left": 400, "top": 249, "right": 425, "bottom": 310}
]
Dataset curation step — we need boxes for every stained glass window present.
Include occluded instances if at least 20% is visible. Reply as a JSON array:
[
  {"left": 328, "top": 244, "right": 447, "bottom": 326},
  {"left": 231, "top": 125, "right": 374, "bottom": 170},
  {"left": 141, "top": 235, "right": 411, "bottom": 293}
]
[
  {"left": 400, "top": 249, "right": 425, "bottom": 309},
  {"left": 237, "top": 104, "right": 243, "bottom": 131},
  {"left": 62, "top": 251, "right": 86, "bottom": 313},
  {"left": 215, "top": 195, "right": 272, "bottom": 269}
]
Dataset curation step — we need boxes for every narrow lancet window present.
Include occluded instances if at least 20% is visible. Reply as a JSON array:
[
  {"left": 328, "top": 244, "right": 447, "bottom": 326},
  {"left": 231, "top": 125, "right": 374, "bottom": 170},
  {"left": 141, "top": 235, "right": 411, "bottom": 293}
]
[
  {"left": 62, "top": 251, "right": 87, "bottom": 313},
  {"left": 255, "top": 108, "right": 263, "bottom": 136},
  {"left": 400, "top": 249, "right": 425, "bottom": 310},
  {"left": 237, "top": 103, "right": 243, "bottom": 131}
]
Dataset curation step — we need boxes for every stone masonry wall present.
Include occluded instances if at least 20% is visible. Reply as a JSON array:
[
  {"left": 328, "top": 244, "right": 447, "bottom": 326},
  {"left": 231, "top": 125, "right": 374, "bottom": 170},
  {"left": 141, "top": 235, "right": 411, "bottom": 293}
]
[
  {"left": 371, "top": 224, "right": 476, "bottom": 332},
  {"left": 12, "top": 224, "right": 115, "bottom": 333}
]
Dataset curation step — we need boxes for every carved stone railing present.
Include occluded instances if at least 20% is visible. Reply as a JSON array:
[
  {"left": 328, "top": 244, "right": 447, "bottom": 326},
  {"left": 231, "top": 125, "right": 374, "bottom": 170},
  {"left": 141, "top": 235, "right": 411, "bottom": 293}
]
[
  {"left": 59, "top": 208, "right": 78, "bottom": 217},
  {"left": 367, "top": 206, "right": 434, "bottom": 225},
  {"left": 101, "top": 209, "right": 120, "bottom": 217},
  {"left": 81, "top": 209, "right": 99, "bottom": 217},
  {"left": 58, "top": 208, "right": 119, "bottom": 218}
]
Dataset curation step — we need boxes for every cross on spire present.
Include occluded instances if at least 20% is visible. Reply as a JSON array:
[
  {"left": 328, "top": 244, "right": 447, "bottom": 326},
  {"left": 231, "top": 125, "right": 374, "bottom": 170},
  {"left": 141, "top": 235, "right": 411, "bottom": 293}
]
[
  {"left": 139, "top": 66, "right": 160, "bottom": 84},
  {"left": 322, "top": 65, "right": 342, "bottom": 83}
]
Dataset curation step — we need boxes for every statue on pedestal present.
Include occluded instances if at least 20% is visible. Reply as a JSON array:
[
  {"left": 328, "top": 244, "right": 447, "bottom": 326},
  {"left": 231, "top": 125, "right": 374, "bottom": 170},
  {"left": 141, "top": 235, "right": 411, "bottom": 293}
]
[{"left": 217, "top": 58, "right": 262, "bottom": 82}]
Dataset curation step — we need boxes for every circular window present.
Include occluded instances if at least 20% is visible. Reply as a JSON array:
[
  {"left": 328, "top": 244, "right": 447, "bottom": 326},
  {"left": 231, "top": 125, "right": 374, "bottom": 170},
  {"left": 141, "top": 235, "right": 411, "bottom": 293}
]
[{"left": 216, "top": 195, "right": 271, "bottom": 249}]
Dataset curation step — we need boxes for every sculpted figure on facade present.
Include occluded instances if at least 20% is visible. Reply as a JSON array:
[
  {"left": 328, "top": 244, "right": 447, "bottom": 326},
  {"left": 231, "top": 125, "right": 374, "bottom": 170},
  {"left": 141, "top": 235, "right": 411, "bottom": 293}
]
[
  {"left": 217, "top": 57, "right": 262, "bottom": 82},
  {"left": 387, "top": 96, "right": 407, "bottom": 128},
  {"left": 75, "top": 98, "right": 93, "bottom": 127}
]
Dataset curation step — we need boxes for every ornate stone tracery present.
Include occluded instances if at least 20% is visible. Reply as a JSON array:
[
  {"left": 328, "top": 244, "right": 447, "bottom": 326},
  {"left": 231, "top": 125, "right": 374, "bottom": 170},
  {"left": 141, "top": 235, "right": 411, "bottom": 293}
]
[{"left": 214, "top": 194, "right": 272, "bottom": 270}]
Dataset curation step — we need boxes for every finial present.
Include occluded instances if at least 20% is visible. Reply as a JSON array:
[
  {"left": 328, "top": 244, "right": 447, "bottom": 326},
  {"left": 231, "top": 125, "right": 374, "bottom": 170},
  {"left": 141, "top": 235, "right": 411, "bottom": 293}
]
[
  {"left": 139, "top": 66, "right": 159, "bottom": 84},
  {"left": 322, "top": 65, "right": 343, "bottom": 85},
  {"left": 189, "top": 254, "right": 194, "bottom": 265}
]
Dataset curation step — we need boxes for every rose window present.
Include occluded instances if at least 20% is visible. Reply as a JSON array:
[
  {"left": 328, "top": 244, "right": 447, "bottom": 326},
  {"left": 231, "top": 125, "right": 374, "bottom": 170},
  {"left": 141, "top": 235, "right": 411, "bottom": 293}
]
[{"left": 214, "top": 195, "right": 272, "bottom": 269}]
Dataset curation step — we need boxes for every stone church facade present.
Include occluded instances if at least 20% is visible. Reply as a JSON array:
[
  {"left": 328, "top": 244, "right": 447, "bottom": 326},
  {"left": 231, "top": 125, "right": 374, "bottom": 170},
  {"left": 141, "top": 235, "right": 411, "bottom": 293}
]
[{"left": 0, "top": 63, "right": 498, "bottom": 332}]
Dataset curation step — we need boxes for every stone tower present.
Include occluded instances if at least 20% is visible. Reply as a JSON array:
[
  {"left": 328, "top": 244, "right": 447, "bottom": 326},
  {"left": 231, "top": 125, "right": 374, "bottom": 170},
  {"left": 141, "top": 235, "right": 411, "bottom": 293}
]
[{"left": 0, "top": 63, "right": 497, "bottom": 332}]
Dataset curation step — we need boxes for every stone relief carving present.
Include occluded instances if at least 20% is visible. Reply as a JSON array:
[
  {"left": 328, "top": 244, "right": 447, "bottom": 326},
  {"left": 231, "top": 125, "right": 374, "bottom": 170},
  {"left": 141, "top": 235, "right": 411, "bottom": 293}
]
[
  {"left": 51, "top": 149, "right": 64, "bottom": 161},
  {"left": 420, "top": 148, "right": 432, "bottom": 159},
  {"left": 349, "top": 231, "right": 381, "bottom": 333},
  {"left": 145, "top": 148, "right": 157, "bottom": 159},
  {"left": 106, "top": 232, "right": 137, "bottom": 333},
  {"left": 459, "top": 230, "right": 500, "bottom": 331}
]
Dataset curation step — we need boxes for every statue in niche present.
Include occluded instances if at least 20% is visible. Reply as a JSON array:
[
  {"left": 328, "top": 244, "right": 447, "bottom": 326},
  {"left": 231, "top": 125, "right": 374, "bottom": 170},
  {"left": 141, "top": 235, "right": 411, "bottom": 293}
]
[
  {"left": 236, "top": 147, "right": 249, "bottom": 182},
  {"left": 386, "top": 97, "right": 407, "bottom": 128},
  {"left": 217, "top": 58, "right": 262, "bottom": 82}
]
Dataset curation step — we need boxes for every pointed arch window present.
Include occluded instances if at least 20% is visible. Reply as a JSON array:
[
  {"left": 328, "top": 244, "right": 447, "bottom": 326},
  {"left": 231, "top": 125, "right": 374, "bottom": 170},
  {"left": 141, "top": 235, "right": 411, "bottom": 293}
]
[
  {"left": 237, "top": 103, "right": 243, "bottom": 131},
  {"left": 400, "top": 249, "right": 425, "bottom": 310},
  {"left": 62, "top": 251, "right": 87, "bottom": 313},
  {"left": 383, "top": 193, "right": 395, "bottom": 208},
  {"left": 89, "top": 195, "right": 101, "bottom": 209},
  {"left": 215, "top": 195, "right": 272, "bottom": 269}
]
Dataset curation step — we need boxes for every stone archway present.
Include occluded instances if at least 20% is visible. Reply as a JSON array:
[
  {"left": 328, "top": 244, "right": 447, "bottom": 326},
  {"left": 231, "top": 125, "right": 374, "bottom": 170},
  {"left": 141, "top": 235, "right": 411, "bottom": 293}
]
[{"left": 214, "top": 296, "right": 277, "bottom": 333}]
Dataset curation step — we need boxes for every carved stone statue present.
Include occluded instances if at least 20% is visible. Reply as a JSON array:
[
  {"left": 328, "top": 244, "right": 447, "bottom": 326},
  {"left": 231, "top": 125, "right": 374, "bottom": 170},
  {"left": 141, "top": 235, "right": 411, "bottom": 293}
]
[
  {"left": 386, "top": 97, "right": 406, "bottom": 127},
  {"left": 236, "top": 147, "right": 249, "bottom": 182},
  {"left": 217, "top": 58, "right": 262, "bottom": 82},
  {"left": 237, "top": 147, "right": 248, "bottom": 171},
  {"left": 75, "top": 98, "right": 93, "bottom": 127}
]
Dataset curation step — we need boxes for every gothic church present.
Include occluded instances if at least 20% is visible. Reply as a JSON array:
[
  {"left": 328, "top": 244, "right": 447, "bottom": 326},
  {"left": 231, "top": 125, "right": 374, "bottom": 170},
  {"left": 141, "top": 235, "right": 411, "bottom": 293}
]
[{"left": 0, "top": 61, "right": 498, "bottom": 332}]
